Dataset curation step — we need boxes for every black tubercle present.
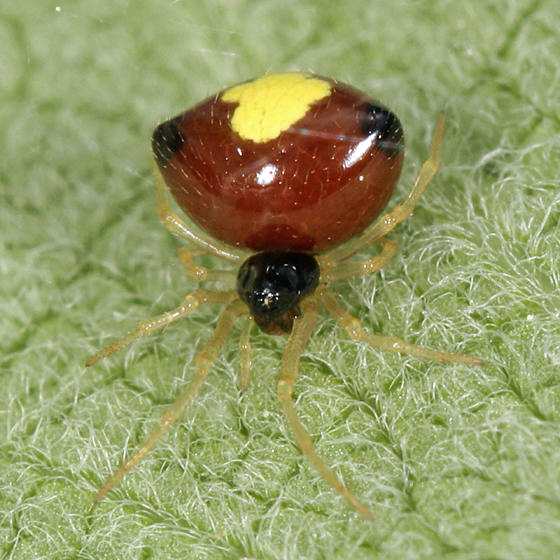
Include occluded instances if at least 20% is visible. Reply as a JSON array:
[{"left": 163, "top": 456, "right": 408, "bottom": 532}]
[
  {"left": 237, "top": 252, "right": 320, "bottom": 334},
  {"left": 361, "top": 104, "right": 404, "bottom": 158},
  {"left": 151, "top": 114, "right": 185, "bottom": 168}
]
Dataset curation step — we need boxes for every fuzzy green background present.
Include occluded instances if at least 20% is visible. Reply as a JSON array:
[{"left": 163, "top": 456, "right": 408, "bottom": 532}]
[{"left": 2, "top": 1, "right": 560, "bottom": 558}]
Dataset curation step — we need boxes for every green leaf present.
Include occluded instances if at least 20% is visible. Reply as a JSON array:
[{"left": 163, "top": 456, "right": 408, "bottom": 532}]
[{"left": 2, "top": 1, "right": 559, "bottom": 558}]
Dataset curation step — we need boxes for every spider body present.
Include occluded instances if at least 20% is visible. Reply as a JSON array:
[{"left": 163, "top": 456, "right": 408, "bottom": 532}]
[
  {"left": 87, "top": 72, "right": 482, "bottom": 520},
  {"left": 151, "top": 73, "right": 404, "bottom": 252},
  {"left": 236, "top": 251, "right": 320, "bottom": 334}
]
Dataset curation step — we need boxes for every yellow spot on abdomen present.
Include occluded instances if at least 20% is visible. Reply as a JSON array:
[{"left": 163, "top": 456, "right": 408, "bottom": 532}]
[{"left": 222, "top": 73, "right": 331, "bottom": 143}]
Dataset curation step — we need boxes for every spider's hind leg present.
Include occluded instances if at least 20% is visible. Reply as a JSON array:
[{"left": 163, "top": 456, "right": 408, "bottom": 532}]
[
  {"left": 177, "top": 247, "right": 236, "bottom": 283},
  {"left": 320, "top": 239, "right": 398, "bottom": 283},
  {"left": 322, "top": 113, "right": 446, "bottom": 266},
  {"left": 153, "top": 159, "right": 245, "bottom": 262}
]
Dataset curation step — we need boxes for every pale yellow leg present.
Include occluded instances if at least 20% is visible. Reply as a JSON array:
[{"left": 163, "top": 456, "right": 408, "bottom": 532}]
[
  {"left": 153, "top": 159, "right": 245, "bottom": 262},
  {"left": 177, "top": 248, "right": 236, "bottom": 283},
  {"left": 320, "top": 239, "right": 399, "bottom": 283},
  {"left": 238, "top": 317, "right": 253, "bottom": 391},
  {"left": 319, "top": 286, "right": 483, "bottom": 365},
  {"left": 323, "top": 113, "right": 446, "bottom": 266},
  {"left": 86, "top": 289, "right": 236, "bottom": 367},
  {"left": 93, "top": 298, "right": 247, "bottom": 502},
  {"left": 276, "top": 296, "right": 374, "bottom": 520}
]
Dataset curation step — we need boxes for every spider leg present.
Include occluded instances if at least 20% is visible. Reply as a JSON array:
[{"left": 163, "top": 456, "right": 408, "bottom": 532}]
[
  {"left": 320, "top": 239, "right": 398, "bottom": 283},
  {"left": 93, "top": 298, "right": 247, "bottom": 502},
  {"left": 238, "top": 316, "right": 253, "bottom": 391},
  {"left": 276, "top": 296, "right": 374, "bottom": 520},
  {"left": 153, "top": 159, "right": 247, "bottom": 262},
  {"left": 322, "top": 113, "right": 446, "bottom": 266},
  {"left": 85, "top": 289, "right": 236, "bottom": 367},
  {"left": 177, "top": 247, "right": 236, "bottom": 283},
  {"left": 320, "top": 286, "right": 483, "bottom": 365}
]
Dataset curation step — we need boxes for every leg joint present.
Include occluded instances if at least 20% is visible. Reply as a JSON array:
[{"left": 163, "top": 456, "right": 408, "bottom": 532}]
[{"left": 277, "top": 377, "right": 292, "bottom": 400}]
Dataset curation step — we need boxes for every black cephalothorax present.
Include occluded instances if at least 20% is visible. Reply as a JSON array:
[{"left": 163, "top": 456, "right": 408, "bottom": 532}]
[{"left": 237, "top": 252, "right": 320, "bottom": 334}]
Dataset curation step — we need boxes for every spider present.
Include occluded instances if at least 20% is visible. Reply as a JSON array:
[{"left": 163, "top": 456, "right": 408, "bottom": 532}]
[{"left": 87, "top": 73, "right": 482, "bottom": 520}]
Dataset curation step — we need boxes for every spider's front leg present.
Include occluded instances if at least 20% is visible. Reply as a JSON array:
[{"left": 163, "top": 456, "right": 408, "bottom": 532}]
[
  {"left": 85, "top": 289, "right": 236, "bottom": 366},
  {"left": 93, "top": 298, "right": 247, "bottom": 502},
  {"left": 319, "top": 286, "right": 483, "bottom": 365},
  {"left": 276, "top": 296, "right": 374, "bottom": 520}
]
